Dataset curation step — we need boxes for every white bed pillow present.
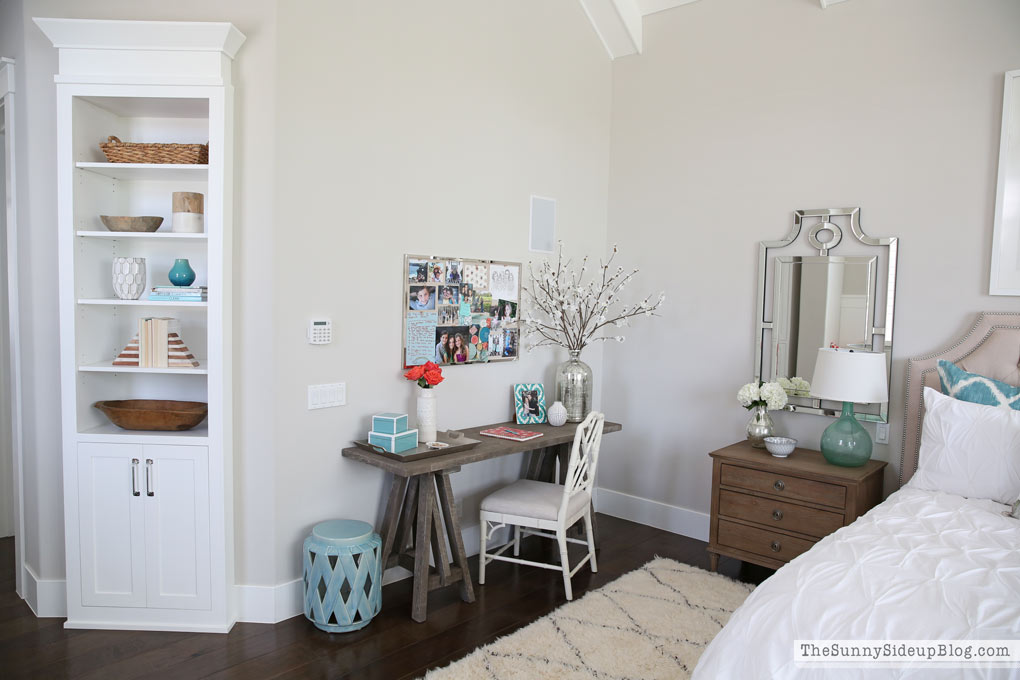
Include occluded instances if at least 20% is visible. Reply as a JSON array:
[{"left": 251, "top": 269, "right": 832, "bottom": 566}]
[{"left": 907, "top": 387, "right": 1020, "bottom": 504}]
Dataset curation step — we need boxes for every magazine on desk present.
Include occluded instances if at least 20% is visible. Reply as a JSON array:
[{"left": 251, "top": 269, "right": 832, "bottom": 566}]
[{"left": 479, "top": 426, "right": 544, "bottom": 442}]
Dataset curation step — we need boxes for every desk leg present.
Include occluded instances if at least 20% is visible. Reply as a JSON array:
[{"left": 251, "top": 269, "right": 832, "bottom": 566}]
[
  {"left": 430, "top": 490, "right": 451, "bottom": 586},
  {"left": 437, "top": 471, "right": 476, "bottom": 604},
  {"left": 378, "top": 475, "right": 408, "bottom": 569},
  {"left": 411, "top": 473, "right": 435, "bottom": 623}
]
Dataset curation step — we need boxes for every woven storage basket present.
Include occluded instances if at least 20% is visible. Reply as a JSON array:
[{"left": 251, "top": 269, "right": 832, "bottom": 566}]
[{"left": 99, "top": 136, "right": 209, "bottom": 164}]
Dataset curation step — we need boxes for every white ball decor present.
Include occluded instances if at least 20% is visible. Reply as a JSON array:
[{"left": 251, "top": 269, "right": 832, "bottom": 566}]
[
  {"left": 547, "top": 401, "right": 568, "bottom": 427},
  {"left": 112, "top": 257, "right": 146, "bottom": 300}
]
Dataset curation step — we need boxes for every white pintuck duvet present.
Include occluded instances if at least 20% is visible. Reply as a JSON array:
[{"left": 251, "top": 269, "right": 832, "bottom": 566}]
[{"left": 693, "top": 487, "right": 1020, "bottom": 679}]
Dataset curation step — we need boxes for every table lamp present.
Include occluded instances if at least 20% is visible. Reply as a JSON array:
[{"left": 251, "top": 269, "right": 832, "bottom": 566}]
[{"left": 809, "top": 348, "right": 888, "bottom": 467}]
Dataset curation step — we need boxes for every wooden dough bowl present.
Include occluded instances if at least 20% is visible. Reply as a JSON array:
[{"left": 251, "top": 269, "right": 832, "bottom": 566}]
[
  {"left": 93, "top": 399, "right": 208, "bottom": 431},
  {"left": 100, "top": 215, "right": 164, "bottom": 232}
]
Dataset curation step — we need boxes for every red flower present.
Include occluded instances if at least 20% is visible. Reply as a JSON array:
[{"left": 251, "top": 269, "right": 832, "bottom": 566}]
[
  {"left": 423, "top": 369, "right": 444, "bottom": 386},
  {"left": 404, "top": 365, "right": 425, "bottom": 381},
  {"left": 423, "top": 361, "right": 439, "bottom": 372}
]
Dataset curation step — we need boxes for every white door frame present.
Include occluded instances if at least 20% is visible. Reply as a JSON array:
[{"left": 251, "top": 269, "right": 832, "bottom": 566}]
[{"left": 1, "top": 58, "right": 25, "bottom": 598}]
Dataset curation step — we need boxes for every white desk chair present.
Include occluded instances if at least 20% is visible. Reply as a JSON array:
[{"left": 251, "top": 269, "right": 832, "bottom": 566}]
[{"left": 478, "top": 411, "right": 605, "bottom": 600}]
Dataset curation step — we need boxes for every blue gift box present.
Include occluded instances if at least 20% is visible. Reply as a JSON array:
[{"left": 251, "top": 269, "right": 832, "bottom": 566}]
[
  {"left": 372, "top": 412, "right": 409, "bottom": 435},
  {"left": 368, "top": 429, "right": 419, "bottom": 453}
]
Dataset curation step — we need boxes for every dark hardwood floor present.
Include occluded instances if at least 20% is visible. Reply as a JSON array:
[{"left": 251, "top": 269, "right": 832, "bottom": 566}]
[{"left": 0, "top": 516, "right": 772, "bottom": 679}]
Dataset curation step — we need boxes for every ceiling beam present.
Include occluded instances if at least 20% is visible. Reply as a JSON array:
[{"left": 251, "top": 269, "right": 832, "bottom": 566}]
[{"left": 578, "top": 0, "right": 643, "bottom": 59}]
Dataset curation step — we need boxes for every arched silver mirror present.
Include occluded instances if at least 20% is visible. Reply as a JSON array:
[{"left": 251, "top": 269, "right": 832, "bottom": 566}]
[{"left": 755, "top": 208, "right": 898, "bottom": 423}]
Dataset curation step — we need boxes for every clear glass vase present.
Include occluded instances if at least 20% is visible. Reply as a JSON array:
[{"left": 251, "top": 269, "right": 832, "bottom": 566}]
[
  {"left": 745, "top": 404, "right": 775, "bottom": 449},
  {"left": 556, "top": 350, "right": 593, "bottom": 423}
]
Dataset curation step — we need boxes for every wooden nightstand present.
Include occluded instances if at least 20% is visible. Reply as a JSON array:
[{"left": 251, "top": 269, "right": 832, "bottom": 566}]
[{"left": 707, "top": 441, "right": 886, "bottom": 571}]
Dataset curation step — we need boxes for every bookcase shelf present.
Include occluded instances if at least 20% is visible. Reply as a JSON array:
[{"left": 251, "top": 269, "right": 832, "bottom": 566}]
[
  {"left": 77, "top": 231, "right": 208, "bottom": 240},
  {"left": 78, "top": 359, "right": 209, "bottom": 375},
  {"left": 77, "top": 298, "right": 209, "bottom": 308},
  {"left": 78, "top": 422, "right": 210, "bottom": 444},
  {"left": 76, "top": 161, "right": 209, "bottom": 181}
]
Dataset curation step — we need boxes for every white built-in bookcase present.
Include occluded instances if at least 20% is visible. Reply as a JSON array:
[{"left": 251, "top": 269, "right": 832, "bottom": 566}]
[{"left": 38, "top": 18, "right": 244, "bottom": 632}]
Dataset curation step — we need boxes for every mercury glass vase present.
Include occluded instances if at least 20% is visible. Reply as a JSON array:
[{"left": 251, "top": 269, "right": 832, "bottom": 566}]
[
  {"left": 745, "top": 404, "right": 775, "bottom": 449},
  {"left": 556, "top": 350, "right": 593, "bottom": 423}
]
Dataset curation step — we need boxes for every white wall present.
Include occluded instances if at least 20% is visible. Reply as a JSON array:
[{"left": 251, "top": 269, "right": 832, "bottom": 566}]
[
  {"left": 270, "top": 0, "right": 612, "bottom": 583},
  {"left": 600, "top": 0, "right": 1020, "bottom": 528}
]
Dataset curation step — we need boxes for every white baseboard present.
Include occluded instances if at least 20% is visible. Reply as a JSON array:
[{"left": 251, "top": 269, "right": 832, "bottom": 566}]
[
  {"left": 235, "top": 522, "right": 501, "bottom": 624},
  {"left": 595, "top": 486, "right": 710, "bottom": 541},
  {"left": 23, "top": 564, "right": 67, "bottom": 618}
]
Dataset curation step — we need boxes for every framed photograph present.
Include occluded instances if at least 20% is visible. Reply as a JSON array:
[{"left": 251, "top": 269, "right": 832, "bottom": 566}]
[
  {"left": 404, "top": 254, "right": 521, "bottom": 368},
  {"left": 514, "top": 383, "right": 547, "bottom": 424},
  {"left": 409, "top": 285, "right": 436, "bottom": 310}
]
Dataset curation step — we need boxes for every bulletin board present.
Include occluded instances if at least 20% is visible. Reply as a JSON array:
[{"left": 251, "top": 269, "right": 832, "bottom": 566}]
[{"left": 403, "top": 254, "right": 522, "bottom": 368}]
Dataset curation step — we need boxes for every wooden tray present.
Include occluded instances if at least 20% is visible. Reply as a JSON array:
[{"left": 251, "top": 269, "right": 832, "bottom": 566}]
[{"left": 353, "top": 432, "right": 480, "bottom": 462}]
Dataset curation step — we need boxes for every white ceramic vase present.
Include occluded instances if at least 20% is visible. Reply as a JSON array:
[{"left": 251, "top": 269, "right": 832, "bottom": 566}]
[
  {"left": 112, "top": 257, "right": 146, "bottom": 300},
  {"left": 547, "top": 401, "right": 568, "bottom": 427},
  {"left": 417, "top": 388, "right": 438, "bottom": 443}
]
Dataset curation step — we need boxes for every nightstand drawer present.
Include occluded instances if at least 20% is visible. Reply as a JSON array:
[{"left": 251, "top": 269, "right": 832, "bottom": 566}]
[
  {"left": 718, "top": 489, "right": 844, "bottom": 539},
  {"left": 720, "top": 463, "right": 846, "bottom": 509},
  {"left": 717, "top": 519, "right": 815, "bottom": 563}
]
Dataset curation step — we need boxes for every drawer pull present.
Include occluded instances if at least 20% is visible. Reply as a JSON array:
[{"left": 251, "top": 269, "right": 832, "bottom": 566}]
[
  {"left": 772, "top": 509, "right": 784, "bottom": 521},
  {"left": 770, "top": 540, "right": 782, "bottom": 553},
  {"left": 773, "top": 479, "right": 785, "bottom": 492}
]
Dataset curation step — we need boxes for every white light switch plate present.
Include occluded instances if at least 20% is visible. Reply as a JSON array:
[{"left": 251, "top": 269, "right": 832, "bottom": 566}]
[
  {"left": 875, "top": 422, "right": 889, "bottom": 444},
  {"left": 308, "top": 382, "right": 346, "bottom": 410}
]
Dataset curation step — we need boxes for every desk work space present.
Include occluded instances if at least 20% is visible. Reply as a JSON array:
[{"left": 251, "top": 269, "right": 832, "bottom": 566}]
[{"left": 341, "top": 420, "right": 622, "bottom": 622}]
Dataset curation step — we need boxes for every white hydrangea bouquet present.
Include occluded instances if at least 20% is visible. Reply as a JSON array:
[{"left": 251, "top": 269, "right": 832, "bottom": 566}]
[
  {"left": 777, "top": 376, "right": 811, "bottom": 397},
  {"left": 737, "top": 380, "right": 788, "bottom": 411}
]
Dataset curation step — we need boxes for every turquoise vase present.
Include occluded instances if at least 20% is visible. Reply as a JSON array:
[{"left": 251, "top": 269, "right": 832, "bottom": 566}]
[
  {"left": 168, "top": 258, "right": 196, "bottom": 287},
  {"left": 820, "top": 401, "right": 872, "bottom": 467}
]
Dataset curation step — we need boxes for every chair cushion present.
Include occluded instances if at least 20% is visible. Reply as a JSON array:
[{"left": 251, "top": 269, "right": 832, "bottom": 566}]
[{"left": 480, "top": 479, "right": 590, "bottom": 521}]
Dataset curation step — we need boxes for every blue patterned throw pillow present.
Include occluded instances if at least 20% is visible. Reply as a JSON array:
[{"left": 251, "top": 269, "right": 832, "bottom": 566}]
[{"left": 937, "top": 360, "right": 1020, "bottom": 410}]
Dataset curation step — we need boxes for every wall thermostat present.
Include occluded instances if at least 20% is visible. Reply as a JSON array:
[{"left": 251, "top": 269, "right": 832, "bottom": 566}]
[{"left": 308, "top": 318, "right": 332, "bottom": 344}]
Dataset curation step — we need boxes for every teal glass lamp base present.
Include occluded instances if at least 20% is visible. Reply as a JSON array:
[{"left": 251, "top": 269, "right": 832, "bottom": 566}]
[{"left": 820, "top": 401, "right": 873, "bottom": 467}]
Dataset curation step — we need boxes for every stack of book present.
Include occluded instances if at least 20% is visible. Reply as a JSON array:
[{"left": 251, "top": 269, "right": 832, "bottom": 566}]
[
  {"left": 148, "top": 286, "right": 207, "bottom": 302},
  {"left": 113, "top": 317, "right": 200, "bottom": 368}
]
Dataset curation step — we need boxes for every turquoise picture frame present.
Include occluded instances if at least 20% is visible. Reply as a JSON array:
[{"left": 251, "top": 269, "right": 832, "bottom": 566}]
[{"left": 514, "top": 383, "right": 547, "bottom": 424}]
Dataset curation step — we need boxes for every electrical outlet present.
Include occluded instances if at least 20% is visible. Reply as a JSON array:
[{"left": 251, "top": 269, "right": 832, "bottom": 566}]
[
  {"left": 307, "top": 382, "right": 346, "bottom": 410},
  {"left": 875, "top": 422, "right": 889, "bottom": 444}
]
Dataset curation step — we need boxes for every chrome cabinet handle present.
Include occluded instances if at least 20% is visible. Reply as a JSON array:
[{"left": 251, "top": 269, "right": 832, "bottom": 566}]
[
  {"left": 773, "top": 479, "right": 785, "bottom": 492},
  {"left": 131, "top": 459, "right": 140, "bottom": 496},
  {"left": 772, "top": 509, "right": 784, "bottom": 521},
  {"left": 770, "top": 540, "right": 781, "bottom": 553},
  {"left": 145, "top": 459, "right": 154, "bottom": 497}
]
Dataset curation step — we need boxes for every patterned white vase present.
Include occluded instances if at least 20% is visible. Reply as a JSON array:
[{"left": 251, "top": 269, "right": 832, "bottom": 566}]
[
  {"left": 112, "top": 257, "right": 146, "bottom": 300},
  {"left": 548, "top": 401, "right": 568, "bottom": 427},
  {"left": 417, "top": 388, "right": 438, "bottom": 443}
]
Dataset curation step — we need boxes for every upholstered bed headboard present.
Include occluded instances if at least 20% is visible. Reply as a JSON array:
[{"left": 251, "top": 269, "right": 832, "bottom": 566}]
[{"left": 900, "top": 311, "right": 1020, "bottom": 487}]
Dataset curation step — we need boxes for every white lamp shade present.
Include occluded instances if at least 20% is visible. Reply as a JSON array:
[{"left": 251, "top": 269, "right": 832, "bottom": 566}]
[{"left": 809, "top": 348, "right": 889, "bottom": 403}]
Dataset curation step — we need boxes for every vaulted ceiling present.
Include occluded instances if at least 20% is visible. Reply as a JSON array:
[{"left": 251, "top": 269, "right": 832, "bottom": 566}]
[{"left": 579, "top": 0, "right": 849, "bottom": 59}]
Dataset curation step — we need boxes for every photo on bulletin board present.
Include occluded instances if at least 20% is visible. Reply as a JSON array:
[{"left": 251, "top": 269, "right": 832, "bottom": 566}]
[
  {"left": 403, "top": 254, "right": 521, "bottom": 368},
  {"left": 514, "top": 383, "right": 547, "bottom": 424}
]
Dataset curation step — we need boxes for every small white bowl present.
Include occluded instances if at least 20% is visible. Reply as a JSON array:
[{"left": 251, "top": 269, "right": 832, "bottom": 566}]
[{"left": 764, "top": 436, "right": 797, "bottom": 457}]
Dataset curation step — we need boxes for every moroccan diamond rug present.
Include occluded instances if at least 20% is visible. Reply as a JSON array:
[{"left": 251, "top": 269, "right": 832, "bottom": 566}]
[{"left": 424, "top": 557, "right": 754, "bottom": 680}]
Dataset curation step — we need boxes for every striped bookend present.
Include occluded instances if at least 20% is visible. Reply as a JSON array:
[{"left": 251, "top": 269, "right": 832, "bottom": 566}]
[{"left": 113, "top": 318, "right": 200, "bottom": 368}]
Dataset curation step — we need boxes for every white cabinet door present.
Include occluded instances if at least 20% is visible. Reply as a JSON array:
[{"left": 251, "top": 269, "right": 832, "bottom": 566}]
[
  {"left": 77, "top": 443, "right": 146, "bottom": 608},
  {"left": 143, "top": 445, "right": 211, "bottom": 610}
]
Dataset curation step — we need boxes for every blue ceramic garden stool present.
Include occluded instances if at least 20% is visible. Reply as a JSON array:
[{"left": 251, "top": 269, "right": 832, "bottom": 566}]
[{"left": 302, "top": 519, "right": 382, "bottom": 633}]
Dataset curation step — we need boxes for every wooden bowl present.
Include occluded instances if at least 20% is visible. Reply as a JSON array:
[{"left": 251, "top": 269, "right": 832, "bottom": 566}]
[
  {"left": 100, "top": 215, "right": 164, "bottom": 232},
  {"left": 93, "top": 399, "right": 208, "bottom": 431}
]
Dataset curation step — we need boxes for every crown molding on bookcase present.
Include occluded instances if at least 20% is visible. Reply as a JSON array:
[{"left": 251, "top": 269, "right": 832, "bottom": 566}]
[{"left": 34, "top": 17, "right": 245, "bottom": 86}]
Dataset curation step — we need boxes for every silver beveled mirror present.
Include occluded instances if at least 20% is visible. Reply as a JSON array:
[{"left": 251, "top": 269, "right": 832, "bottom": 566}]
[{"left": 755, "top": 208, "right": 897, "bottom": 422}]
